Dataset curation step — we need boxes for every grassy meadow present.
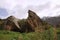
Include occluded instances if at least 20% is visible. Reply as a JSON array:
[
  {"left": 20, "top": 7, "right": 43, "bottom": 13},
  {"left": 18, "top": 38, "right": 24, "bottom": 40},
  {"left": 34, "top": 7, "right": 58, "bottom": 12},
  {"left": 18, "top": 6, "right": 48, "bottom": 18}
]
[{"left": 0, "top": 27, "right": 60, "bottom": 40}]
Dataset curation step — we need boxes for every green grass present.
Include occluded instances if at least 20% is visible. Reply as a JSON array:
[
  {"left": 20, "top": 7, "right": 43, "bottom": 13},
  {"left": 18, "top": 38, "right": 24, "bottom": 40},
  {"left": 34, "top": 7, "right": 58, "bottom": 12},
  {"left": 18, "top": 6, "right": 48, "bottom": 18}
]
[
  {"left": 57, "top": 33, "right": 60, "bottom": 40},
  {"left": 0, "top": 27, "right": 60, "bottom": 40},
  {"left": 56, "top": 28, "right": 60, "bottom": 33},
  {"left": 0, "top": 30, "right": 44, "bottom": 40},
  {"left": 57, "top": 28, "right": 60, "bottom": 40},
  {"left": 0, "top": 30, "right": 20, "bottom": 40}
]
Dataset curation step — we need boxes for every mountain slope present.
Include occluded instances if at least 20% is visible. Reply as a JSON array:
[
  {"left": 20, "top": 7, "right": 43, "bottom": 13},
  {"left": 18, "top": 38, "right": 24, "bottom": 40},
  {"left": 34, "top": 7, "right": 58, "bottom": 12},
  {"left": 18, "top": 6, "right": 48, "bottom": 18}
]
[{"left": 42, "top": 16, "right": 60, "bottom": 28}]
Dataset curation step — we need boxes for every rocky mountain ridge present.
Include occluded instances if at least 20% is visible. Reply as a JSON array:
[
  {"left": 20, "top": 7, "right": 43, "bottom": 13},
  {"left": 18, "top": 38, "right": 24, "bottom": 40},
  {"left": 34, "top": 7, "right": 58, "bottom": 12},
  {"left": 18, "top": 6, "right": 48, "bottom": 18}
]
[{"left": 0, "top": 10, "right": 50, "bottom": 33}]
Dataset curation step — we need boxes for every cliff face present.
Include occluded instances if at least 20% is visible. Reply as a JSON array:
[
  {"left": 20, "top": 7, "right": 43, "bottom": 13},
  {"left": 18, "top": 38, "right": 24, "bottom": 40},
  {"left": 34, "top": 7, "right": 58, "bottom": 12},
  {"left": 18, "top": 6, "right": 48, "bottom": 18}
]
[
  {"left": 27, "top": 10, "right": 43, "bottom": 32},
  {"left": 27, "top": 10, "right": 43, "bottom": 27},
  {"left": 3, "top": 16, "right": 20, "bottom": 32},
  {"left": 0, "top": 10, "right": 49, "bottom": 32}
]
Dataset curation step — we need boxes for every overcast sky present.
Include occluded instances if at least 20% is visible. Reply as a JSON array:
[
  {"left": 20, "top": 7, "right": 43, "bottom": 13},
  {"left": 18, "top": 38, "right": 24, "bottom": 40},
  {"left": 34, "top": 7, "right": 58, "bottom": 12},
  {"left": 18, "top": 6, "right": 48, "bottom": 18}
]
[{"left": 0, "top": 0, "right": 60, "bottom": 19}]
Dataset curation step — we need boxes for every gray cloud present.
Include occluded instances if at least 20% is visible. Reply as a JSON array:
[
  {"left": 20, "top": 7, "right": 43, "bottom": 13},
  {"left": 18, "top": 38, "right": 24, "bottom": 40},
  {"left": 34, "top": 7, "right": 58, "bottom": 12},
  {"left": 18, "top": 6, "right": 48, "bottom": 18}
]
[{"left": 0, "top": 0, "right": 60, "bottom": 19}]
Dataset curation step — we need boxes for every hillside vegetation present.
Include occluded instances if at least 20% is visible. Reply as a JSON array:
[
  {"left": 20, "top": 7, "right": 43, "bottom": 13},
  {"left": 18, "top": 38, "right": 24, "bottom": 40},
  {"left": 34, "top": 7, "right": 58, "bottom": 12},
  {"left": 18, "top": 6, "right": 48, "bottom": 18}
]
[
  {"left": 0, "top": 27, "right": 59, "bottom": 40},
  {"left": 0, "top": 10, "right": 60, "bottom": 40}
]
